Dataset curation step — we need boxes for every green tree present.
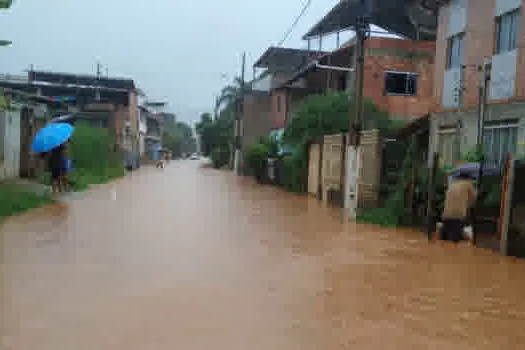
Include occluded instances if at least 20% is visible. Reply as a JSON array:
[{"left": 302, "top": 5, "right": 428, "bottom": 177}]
[
  {"left": 195, "top": 113, "right": 215, "bottom": 156},
  {"left": 283, "top": 91, "right": 393, "bottom": 144},
  {"left": 163, "top": 118, "right": 196, "bottom": 158},
  {"left": 216, "top": 77, "right": 245, "bottom": 115},
  {"left": 0, "top": 0, "right": 13, "bottom": 47}
]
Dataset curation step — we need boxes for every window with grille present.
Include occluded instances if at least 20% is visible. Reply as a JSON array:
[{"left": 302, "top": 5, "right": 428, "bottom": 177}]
[
  {"left": 495, "top": 9, "right": 520, "bottom": 54},
  {"left": 384, "top": 71, "right": 418, "bottom": 96},
  {"left": 483, "top": 123, "right": 518, "bottom": 168},
  {"left": 447, "top": 33, "right": 465, "bottom": 69}
]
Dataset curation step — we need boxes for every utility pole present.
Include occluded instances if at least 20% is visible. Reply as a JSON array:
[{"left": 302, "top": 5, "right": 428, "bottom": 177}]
[
  {"left": 96, "top": 61, "right": 102, "bottom": 79},
  {"left": 350, "top": 0, "right": 371, "bottom": 149},
  {"left": 235, "top": 52, "right": 246, "bottom": 175},
  {"left": 95, "top": 61, "right": 102, "bottom": 102},
  {"left": 342, "top": 0, "right": 371, "bottom": 214},
  {"left": 473, "top": 58, "right": 492, "bottom": 245}
]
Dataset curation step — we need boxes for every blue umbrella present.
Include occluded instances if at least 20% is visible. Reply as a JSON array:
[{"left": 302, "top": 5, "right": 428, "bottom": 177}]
[
  {"left": 31, "top": 122, "right": 74, "bottom": 153},
  {"left": 450, "top": 162, "right": 501, "bottom": 179}
]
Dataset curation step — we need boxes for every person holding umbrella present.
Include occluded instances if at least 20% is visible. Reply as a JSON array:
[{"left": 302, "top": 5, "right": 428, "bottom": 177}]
[{"left": 31, "top": 122, "right": 74, "bottom": 197}]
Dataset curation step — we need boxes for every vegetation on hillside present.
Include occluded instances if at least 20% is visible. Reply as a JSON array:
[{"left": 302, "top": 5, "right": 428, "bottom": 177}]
[{"left": 163, "top": 119, "right": 197, "bottom": 158}]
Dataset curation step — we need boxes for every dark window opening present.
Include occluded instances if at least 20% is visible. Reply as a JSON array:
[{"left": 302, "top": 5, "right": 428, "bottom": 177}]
[
  {"left": 339, "top": 73, "right": 347, "bottom": 91},
  {"left": 384, "top": 72, "right": 418, "bottom": 96},
  {"left": 276, "top": 95, "right": 281, "bottom": 113}
]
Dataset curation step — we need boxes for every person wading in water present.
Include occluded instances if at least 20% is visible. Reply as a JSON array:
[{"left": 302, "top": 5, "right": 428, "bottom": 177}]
[
  {"left": 46, "top": 143, "right": 67, "bottom": 196},
  {"left": 440, "top": 172, "right": 477, "bottom": 243}
]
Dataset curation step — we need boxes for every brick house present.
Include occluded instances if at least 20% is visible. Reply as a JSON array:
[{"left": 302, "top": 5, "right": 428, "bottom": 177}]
[
  {"left": 0, "top": 70, "right": 142, "bottom": 169},
  {"left": 430, "top": 0, "right": 525, "bottom": 169},
  {"left": 241, "top": 47, "right": 324, "bottom": 154},
  {"left": 278, "top": 37, "right": 436, "bottom": 124}
]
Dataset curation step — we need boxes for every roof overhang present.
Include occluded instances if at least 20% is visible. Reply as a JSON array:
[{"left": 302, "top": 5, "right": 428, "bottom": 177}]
[
  {"left": 276, "top": 44, "right": 354, "bottom": 89},
  {"left": 253, "top": 47, "right": 328, "bottom": 73},
  {"left": 302, "top": 0, "right": 444, "bottom": 41},
  {"left": 30, "top": 70, "right": 135, "bottom": 90}
]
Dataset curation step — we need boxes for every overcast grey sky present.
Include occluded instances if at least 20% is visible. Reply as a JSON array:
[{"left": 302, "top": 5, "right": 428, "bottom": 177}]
[{"left": 0, "top": 0, "right": 356, "bottom": 123}]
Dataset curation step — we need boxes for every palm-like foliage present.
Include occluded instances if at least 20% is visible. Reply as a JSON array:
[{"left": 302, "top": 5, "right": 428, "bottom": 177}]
[
  {"left": 1, "top": 0, "right": 13, "bottom": 47},
  {"left": 216, "top": 77, "right": 248, "bottom": 115}
]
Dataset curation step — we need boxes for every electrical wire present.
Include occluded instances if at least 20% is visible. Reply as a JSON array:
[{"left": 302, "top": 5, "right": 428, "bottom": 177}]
[{"left": 276, "top": 0, "right": 312, "bottom": 47}]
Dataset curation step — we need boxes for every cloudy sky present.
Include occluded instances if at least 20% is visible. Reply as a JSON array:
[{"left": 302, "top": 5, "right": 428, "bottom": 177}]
[{"left": 0, "top": 0, "right": 355, "bottom": 123}]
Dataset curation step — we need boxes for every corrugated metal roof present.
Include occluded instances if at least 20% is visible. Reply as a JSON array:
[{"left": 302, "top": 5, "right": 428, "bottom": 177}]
[
  {"left": 303, "top": 0, "right": 443, "bottom": 41},
  {"left": 253, "top": 47, "right": 327, "bottom": 73}
]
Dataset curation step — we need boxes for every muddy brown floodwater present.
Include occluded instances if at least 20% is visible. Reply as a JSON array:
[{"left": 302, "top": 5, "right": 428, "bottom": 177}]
[{"left": 2, "top": 161, "right": 525, "bottom": 349}]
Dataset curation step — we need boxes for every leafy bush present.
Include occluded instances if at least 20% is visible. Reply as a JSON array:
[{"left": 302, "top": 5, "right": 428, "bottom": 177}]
[
  {"left": 211, "top": 147, "right": 230, "bottom": 169},
  {"left": 357, "top": 188, "right": 405, "bottom": 227},
  {"left": 283, "top": 91, "right": 393, "bottom": 144},
  {"left": 244, "top": 141, "right": 269, "bottom": 179},
  {"left": 281, "top": 140, "right": 308, "bottom": 193}
]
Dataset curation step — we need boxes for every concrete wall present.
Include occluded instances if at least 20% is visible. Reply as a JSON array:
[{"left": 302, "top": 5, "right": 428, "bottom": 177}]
[
  {"left": 430, "top": 102, "right": 525, "bottom": 166},
  {"left": 0, "top": 108, "right": 21, "bottom": 181},
  {"left": 271, "top": 89, "right": 288, "bottom": 129},
  {"left": 242, "top": 92, "right": 272, "bottom": 151},
  {"left": 431, "top": 0, "right": 525, "bottom": 167}
]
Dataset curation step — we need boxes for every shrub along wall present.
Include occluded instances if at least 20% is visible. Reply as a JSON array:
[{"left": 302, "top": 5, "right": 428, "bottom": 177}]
[{"left": 39, "top": 122, "right": 125, "bottom": 191}]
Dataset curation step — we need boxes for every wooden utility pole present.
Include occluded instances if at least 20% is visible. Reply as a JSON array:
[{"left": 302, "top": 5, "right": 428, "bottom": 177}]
[{"left": 235, "top": 52, "right": 246, "bottom": 175}]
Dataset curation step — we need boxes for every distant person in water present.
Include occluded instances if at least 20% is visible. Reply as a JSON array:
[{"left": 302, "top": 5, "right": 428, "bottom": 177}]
[
  {"left": 156, "top": 149, "right": 164, "bottom": 169},
  {"left": 440, "top": 173, "right": 477, "bottom": 243}
]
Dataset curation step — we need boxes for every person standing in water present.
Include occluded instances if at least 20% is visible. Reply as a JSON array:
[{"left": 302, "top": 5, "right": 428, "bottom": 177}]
[
  {"left": 60, "top": 140, "right": 70, "bottom": 193},
  {"left": 440, "top": 173, "right": 477, "bottom": 243},
  {"left": 46, "top": 143, "right": 66, "bottom": 196}
]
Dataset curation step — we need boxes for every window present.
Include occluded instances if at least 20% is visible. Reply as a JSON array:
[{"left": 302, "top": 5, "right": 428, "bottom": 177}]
[
  {"left": 447, "top": 33, "right": 464, "bottom": 69},
  {"left": 495, "top": 9, "right": 520, "bottom": 54},
  {"left": 483, "top": 122, "right": 518, "bottom": 168},
  {"left": 384, "top": 71, "right": 418, "bottom": 96},
  {"left": 276, "top": 95, "right": 281, "bottom": 113},
  {"left": 437, "top": 129, "right": 457, "bottom": 166}
]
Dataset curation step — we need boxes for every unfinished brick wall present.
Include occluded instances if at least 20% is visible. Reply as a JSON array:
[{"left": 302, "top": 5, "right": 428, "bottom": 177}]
[{"left": 363, "top": 39, "right": 436, "bottom": 120}]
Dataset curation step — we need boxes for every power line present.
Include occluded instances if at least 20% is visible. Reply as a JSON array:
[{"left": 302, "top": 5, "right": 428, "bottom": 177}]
[
  {"left": 250, "top": 0, "right": 312, "bottom": 81},
  {"left": 277, "top": 0, "right": 312, "bottom": 47}
]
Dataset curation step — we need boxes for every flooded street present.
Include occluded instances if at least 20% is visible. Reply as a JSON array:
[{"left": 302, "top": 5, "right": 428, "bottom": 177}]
[{"left": 2, "top": 161, "right": 525, "bottom": 349}]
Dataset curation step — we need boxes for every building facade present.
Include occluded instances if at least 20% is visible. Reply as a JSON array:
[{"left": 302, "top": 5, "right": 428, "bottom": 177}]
[
  {"left": 280, "top": 37, "right": 436, "bottom": 124},
  {"left": 431, "top": 0, "right": 525, "bottom": 168}
]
